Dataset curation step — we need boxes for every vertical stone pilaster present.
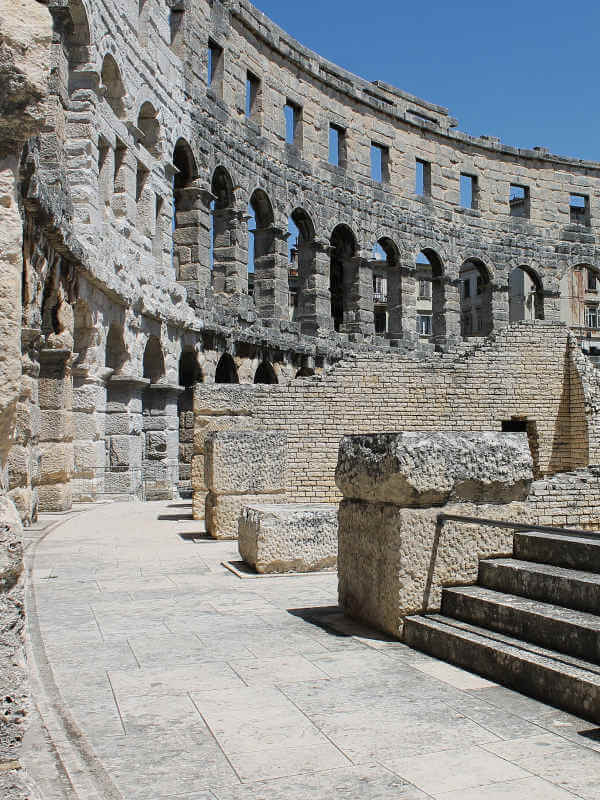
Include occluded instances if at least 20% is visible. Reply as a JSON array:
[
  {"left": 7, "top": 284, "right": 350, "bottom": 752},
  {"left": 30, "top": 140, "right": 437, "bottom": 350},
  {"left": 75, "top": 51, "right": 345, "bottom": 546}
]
[
  {"left": 104, "top": 375, "right": 147, "bottom": 500},
  {"left": 254, "top": 226, "right": 290, "bottom": 322},
  {"left": 37, "top": 349, "right": 73, "bottom": 512},
  {"left": 141, "top": 384, "right": 182, "bottom": 501},
  {"left": 343, "top": 255, "right": 374, "bottom": 338},
  {"left": 387, "top": 265, "right": 418, "bottom": 344},
  {"left": 173, "top": 183, "right": 211, "bottom": 290},
  {"left": 212, "top": 207, "right": 247, "bottom": 296},
  {"left": 298, "top": 239, "right": 332, "bottom": 335},
  {"left": 491, "top": 283, "right": 510, "bottom": 333},
  {"left": 72, "top": 367, "right": 108, "bottom": 502}
]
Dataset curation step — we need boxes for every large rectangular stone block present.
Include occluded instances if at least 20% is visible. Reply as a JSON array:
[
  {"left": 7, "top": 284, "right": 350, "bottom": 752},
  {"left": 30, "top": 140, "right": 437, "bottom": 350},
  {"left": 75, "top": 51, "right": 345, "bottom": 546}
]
[
  {"left": 336, "top": 432, "right": 533, "bottom": 506},
  {"left": 204, "top": 430, "right": 287, "bottom": 495},
  {"left": 338, "top": 499, "right": 532, "bottom": 638},
  {"left": 206, "top": 492, "right": 286, "bottom": 540},
  {"left": 239, "top": 503, "right": 338, "bottom": 574}
]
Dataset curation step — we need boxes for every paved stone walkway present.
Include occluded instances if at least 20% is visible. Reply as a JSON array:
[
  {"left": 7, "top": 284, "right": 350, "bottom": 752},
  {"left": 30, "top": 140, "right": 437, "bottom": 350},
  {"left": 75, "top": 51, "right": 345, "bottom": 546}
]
[{"left": 27, "top": 501, "right": 600, "bottom": 799}]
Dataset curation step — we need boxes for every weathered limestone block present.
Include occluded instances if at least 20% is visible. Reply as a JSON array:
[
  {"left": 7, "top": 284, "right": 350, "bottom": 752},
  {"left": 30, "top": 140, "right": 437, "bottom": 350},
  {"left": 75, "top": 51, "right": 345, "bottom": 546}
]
[
  {"left": 37, "top": 482, "right": 71, "bottom": 512},
  {"left": 206, "top": 493, "right": 286, "bottom": 540},
  {"left": 39, "top": 442, "right": 73, "bottom": 484},
  {"left": 336, "top": 431, "right": 535, "bottom": 638},
  {"left": 239, "top": 503, "right": 338, "bottom": 573},
  {"left": 338, "top": 500, "right": 532, "bottom": 638},
  {"left": 205, "top": 430, "right": 287, "bottom": 495},
  {"left": 336, "top": 432, "right": 533, "bottom": 506}
]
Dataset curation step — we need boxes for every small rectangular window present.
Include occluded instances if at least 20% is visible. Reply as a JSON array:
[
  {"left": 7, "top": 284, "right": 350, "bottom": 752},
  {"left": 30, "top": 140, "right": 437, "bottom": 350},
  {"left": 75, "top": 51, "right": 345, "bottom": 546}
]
[
  {"left": 98, "top": 137, "right": 111, "bottom": 209},
  {"left": 329, "top": 124, "right": 346, "bottom": 167},
  {"left": 284, "top": 101, "right": 303, "bottom": 148},
  {"left": 417, "top": 314, "right": 432, "bottom": 336},
  {"left": 416, "top": 158, "right": 431, "bottom": 196},
  {"left": 460, "top": 173, "right": 478, "bottom": 209},
  {"left": 153, "top": 195, "right": 163, "bottom": 262},
  {"left": 208, "top": 40, "right": 223, "bottom": 96},
  {"left": 509, "top": 184, "right": 529, "bottom": 218},
  {"left": 586, "top": 305, "right": 599, "bottom": 330},
  {"left": 246, "top": 71, "right": 261, "bottom": 122},
  {"left": 588, "top": 269, "right": 598, "bottom": 292},
  {"left": 169, "top": 7, "right": 184, "bottom": 49},
  {"left": 371, "top": 143, "right": 390, "bottom": 183},
  {"left": 570, "top": 193, "right": 589, "bottom": 225}
]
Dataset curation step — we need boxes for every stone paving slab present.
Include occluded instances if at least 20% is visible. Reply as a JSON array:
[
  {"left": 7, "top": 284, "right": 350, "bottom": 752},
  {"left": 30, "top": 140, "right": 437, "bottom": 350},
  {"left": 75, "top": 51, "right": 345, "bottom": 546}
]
[{"left": 25, "top": 500, "right": 600, "bottom": 800}]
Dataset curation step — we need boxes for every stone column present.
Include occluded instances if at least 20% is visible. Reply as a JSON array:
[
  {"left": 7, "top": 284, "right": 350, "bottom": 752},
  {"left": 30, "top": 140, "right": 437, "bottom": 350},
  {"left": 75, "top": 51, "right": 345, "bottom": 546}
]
[
  {"left": 212, "top": 207, "right": 247, "bottom": 296},
  {"left": 388, "top": 264, "right": 418, "bottom": 344},
  {"left": 343, "top": 254, "right": 374, "bottom": 338},
  {"left": 104, "top": 375, "right": 148, "bottom": 500},
  {"left": 72, "top": 366, "right": 109, "bottom": 502},
  {"left": 111, "top": 141, "right": 136, "bottom": 220},
  {"left": 433, "top": 276, "right": 461, "bottom": 350},
  {"left": 253, "top": 225, "right": 290, "bottom": 322},
  {"left": 37, "top": 349, "right": 73, "bottom": 512},
  {"left": 173, "top": 182, "right": 211, "bottom": 290},
  {"left": 298, "top": 238, "right": 332, "bottom": 335},
  {"left": 141, "top": 384, "right": 183, "bottom": 501},
  {"left": 491, "top": 283, "right": 510, "bottom": 332}
]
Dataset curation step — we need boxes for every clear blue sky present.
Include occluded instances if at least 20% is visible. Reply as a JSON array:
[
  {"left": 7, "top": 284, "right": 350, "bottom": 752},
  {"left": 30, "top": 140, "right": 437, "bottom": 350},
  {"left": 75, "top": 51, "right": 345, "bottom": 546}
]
[{"left": 255, "top": 0, "right": 597, "bottom": 162}]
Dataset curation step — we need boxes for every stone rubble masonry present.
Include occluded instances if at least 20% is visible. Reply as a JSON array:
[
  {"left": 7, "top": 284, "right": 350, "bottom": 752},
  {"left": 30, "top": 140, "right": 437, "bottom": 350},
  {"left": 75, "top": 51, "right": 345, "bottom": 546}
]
[
  {"left": 203, "top": 429, "right": 287, "bottom": 539},
  {"left": 239, "top": 503, "right": 338, "bottom": 574},
  {"left": 335, "top": 431, "right": 533, "bottom": 506},
  {"left": 336, "top": 431, "right": 535, "bottom": 638}
]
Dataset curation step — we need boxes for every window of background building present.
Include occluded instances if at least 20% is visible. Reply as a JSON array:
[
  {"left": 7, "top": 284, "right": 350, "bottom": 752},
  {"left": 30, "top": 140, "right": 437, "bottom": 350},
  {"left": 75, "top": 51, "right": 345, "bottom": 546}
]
[
  {"left": 588, "top": 269, "right": 598, "bottom": 292},
  {"left": 417, "top": 314, "right": 432, "bottom": 335},
  {"left": 418, "top": 279, "right": 431, "bottom": 299},
  {"left": 586, "top": 305, "right": 599, "bottom": 329}
]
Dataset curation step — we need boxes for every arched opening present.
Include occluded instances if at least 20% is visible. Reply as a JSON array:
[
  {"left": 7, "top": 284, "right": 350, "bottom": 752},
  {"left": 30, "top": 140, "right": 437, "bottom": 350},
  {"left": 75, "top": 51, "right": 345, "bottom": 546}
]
[
  {"left": 459, "top": 259, "right": 493, "bottom": 337},
  {"left": 172, "top": 139, "right": 200, "bottom": 283},
  {"left": 100, "top": 55, "right": 126, "bottom": 119},
  {"left": 415, "top": 249, "right": 445, "bottom": 342},
  {"left": 248, "top": 189, "right": 275, "bottom": 307},
  {"left": 330, "top": 225, "right": 358, "bottom": 332},
  {"left": 137, "top": 102, "right": 160, "bottom": 157},
  {"left": 254, "top": 361, "right": 278, "bottom": 384},
  {"left": 511, "top": 266, "right": 544, "bottom": 323},
  {"left": 210, "top": 167, "right": 236, "bottom": 291},
  {"left": 105, "top": 324, "right": 127, "bottom": 372},
  {"left": 143, "top": 335, "right": 165, "bottom": 384},
  {"left": 215, "top": 353, "right": 239, "bottom": 384},
  {"left": 178, "top": 348, "right": 204, "bottom": 497},
  {"left": 61, "top": 0, "right": 91, "bottom": 78},
  {"left": 289, "top": 208, "right": 316, "bottom": 327},
  {"left": 371, "top": 238, "right": 398, "bottom": 336}
]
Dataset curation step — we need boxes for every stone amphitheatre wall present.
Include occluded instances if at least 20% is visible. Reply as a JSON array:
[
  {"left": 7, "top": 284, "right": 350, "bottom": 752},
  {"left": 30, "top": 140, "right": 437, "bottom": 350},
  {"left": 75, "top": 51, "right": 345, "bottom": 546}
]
[
  {"left": 5, "top": 0, "right": 600, "bottom": 516},
  {"left": 193, "top": 324, "right": 596, "bottom": 508}
]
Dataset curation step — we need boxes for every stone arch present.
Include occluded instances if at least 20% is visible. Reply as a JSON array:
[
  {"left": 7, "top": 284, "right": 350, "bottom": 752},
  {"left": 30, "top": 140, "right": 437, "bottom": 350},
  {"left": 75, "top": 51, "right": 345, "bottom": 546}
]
[
  {"left": 105, "top": 324, "right": 127, "bottom": 372},
  {"left": 459, "top": 258, "right": 493, "bottom": 337},
  {"left": 215, "top": 353, "right": 239, "bottom": 384},
  {"left": 330, "top": 224, "right": 358, "bottom": 332},
  {"left": 143, "top": 336, "right": 165, "bottom": 384},
  {"left": 172, "top": 138, "right": 208, "bottom": 287},
  {"left": 254, "top": 360, "right": 278, "bottom": 384},
  {"left": 52, "top": 0, "right": 92, "bottom": 76},
  {"left": 512, "top": 265, "right": 545, "bottom": 323},
  {"left": 415, "top": 247, "right": 446, "bottom": 343},
  {"left": 289, "top": 207, "right": 316, "bottom": 329},
  {"left": 178, "top": 347, "right": 204, "bottom": 496},
  {"left": 137, "top": 102, "right": 161, "bottom": 157},
  {"left": 100, "top": 54, "right": 126, "bottom": 119}
]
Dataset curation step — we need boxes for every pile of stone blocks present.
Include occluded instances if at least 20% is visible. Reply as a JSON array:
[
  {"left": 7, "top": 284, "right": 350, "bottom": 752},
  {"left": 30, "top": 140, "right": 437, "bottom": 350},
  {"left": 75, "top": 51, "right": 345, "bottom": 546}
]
[
  {"left": 336, "top": 431, "right": 534, "bottom": 638},
  {"left": 204, "top": 429, "right": 287, "bottom": 539},
  {"left": 239, "top": 503, "right": 338, "bottom": 573}
]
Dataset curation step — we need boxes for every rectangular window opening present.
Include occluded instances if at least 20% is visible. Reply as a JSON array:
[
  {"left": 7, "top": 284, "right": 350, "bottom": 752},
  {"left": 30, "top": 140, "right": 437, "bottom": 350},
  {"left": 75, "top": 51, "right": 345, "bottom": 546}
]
[
  {"left": 460, "top": 173, "right": 478, "bottom": 209},
  {"left": 417, "top": 314, "right": 432, "bottom": 336},
  {"left": 169, "top": 7, "right": 184, "bottom": 48},
  {"left": 416, "top": 158, "right": 431, "bottom": 196},
  {"left": 586, "top": 305, "right": 599, "bottom": 330},
  {"left": 570, "top": 193, "right": 589, "bottom": 225},
  {"left": 371, "top": 143, "right": 390, "bottom": 183},
  {"left": 329, "top": 124, "right": 346, "bottom": 167},
  {"left": 509, "top": 184, "right": 529, "bottom": 218},
  {"left": 246, "top": 71, "right": 261, "bottom": 122},
  {"left": 208, "top": 40, "right": 224, "bottom": 96},
  {"left": 418, "top": 279, "right": 431, "bottom": 300},
  {"left": 588, "top": 269, "right": 598, "bottom": 292},
  {"left": 284, "top": 101, "right": 302, "bottom": 148}
]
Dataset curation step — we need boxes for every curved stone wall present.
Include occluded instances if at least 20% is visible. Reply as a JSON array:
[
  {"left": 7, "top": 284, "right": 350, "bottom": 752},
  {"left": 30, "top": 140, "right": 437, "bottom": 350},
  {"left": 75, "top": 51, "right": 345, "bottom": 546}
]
[{"left": 10, "top": 0, "right": 600, "bottom": 510}]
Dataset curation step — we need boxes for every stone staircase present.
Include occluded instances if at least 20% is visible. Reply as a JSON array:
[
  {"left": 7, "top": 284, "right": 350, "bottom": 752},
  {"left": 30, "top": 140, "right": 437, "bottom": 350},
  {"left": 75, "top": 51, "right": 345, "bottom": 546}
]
[{"left": 404, "top": 529, "right": 600, "bottom": 723}]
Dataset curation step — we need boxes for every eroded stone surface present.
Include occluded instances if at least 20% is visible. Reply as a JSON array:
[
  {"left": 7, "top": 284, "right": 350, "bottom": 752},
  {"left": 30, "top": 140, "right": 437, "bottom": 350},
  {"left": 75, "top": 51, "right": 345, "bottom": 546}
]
[
  {"left": 205, "top": 430, "right": 287, "bottom": 496},
  {"left": 239, "top": 503, "right": 338, "bottom": 573},
  {"left": 336, "top": 432, "right": 533, "bottom": 506}
]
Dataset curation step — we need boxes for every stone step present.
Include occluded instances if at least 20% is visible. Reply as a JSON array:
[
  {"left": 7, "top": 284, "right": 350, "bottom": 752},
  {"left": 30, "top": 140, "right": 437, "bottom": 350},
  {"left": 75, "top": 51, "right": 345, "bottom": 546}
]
[
  {"left": 403, "top": 614, "right": 600, "bottom": 723},
  {"left": 478, "top": 557, "right": 600, "bottom": 614},
  {"left": 442, "top": 585, "right": 600, "bottom": 663},
  {"left": 514, "top": 530, "right": 600, "bottom": 572}
]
